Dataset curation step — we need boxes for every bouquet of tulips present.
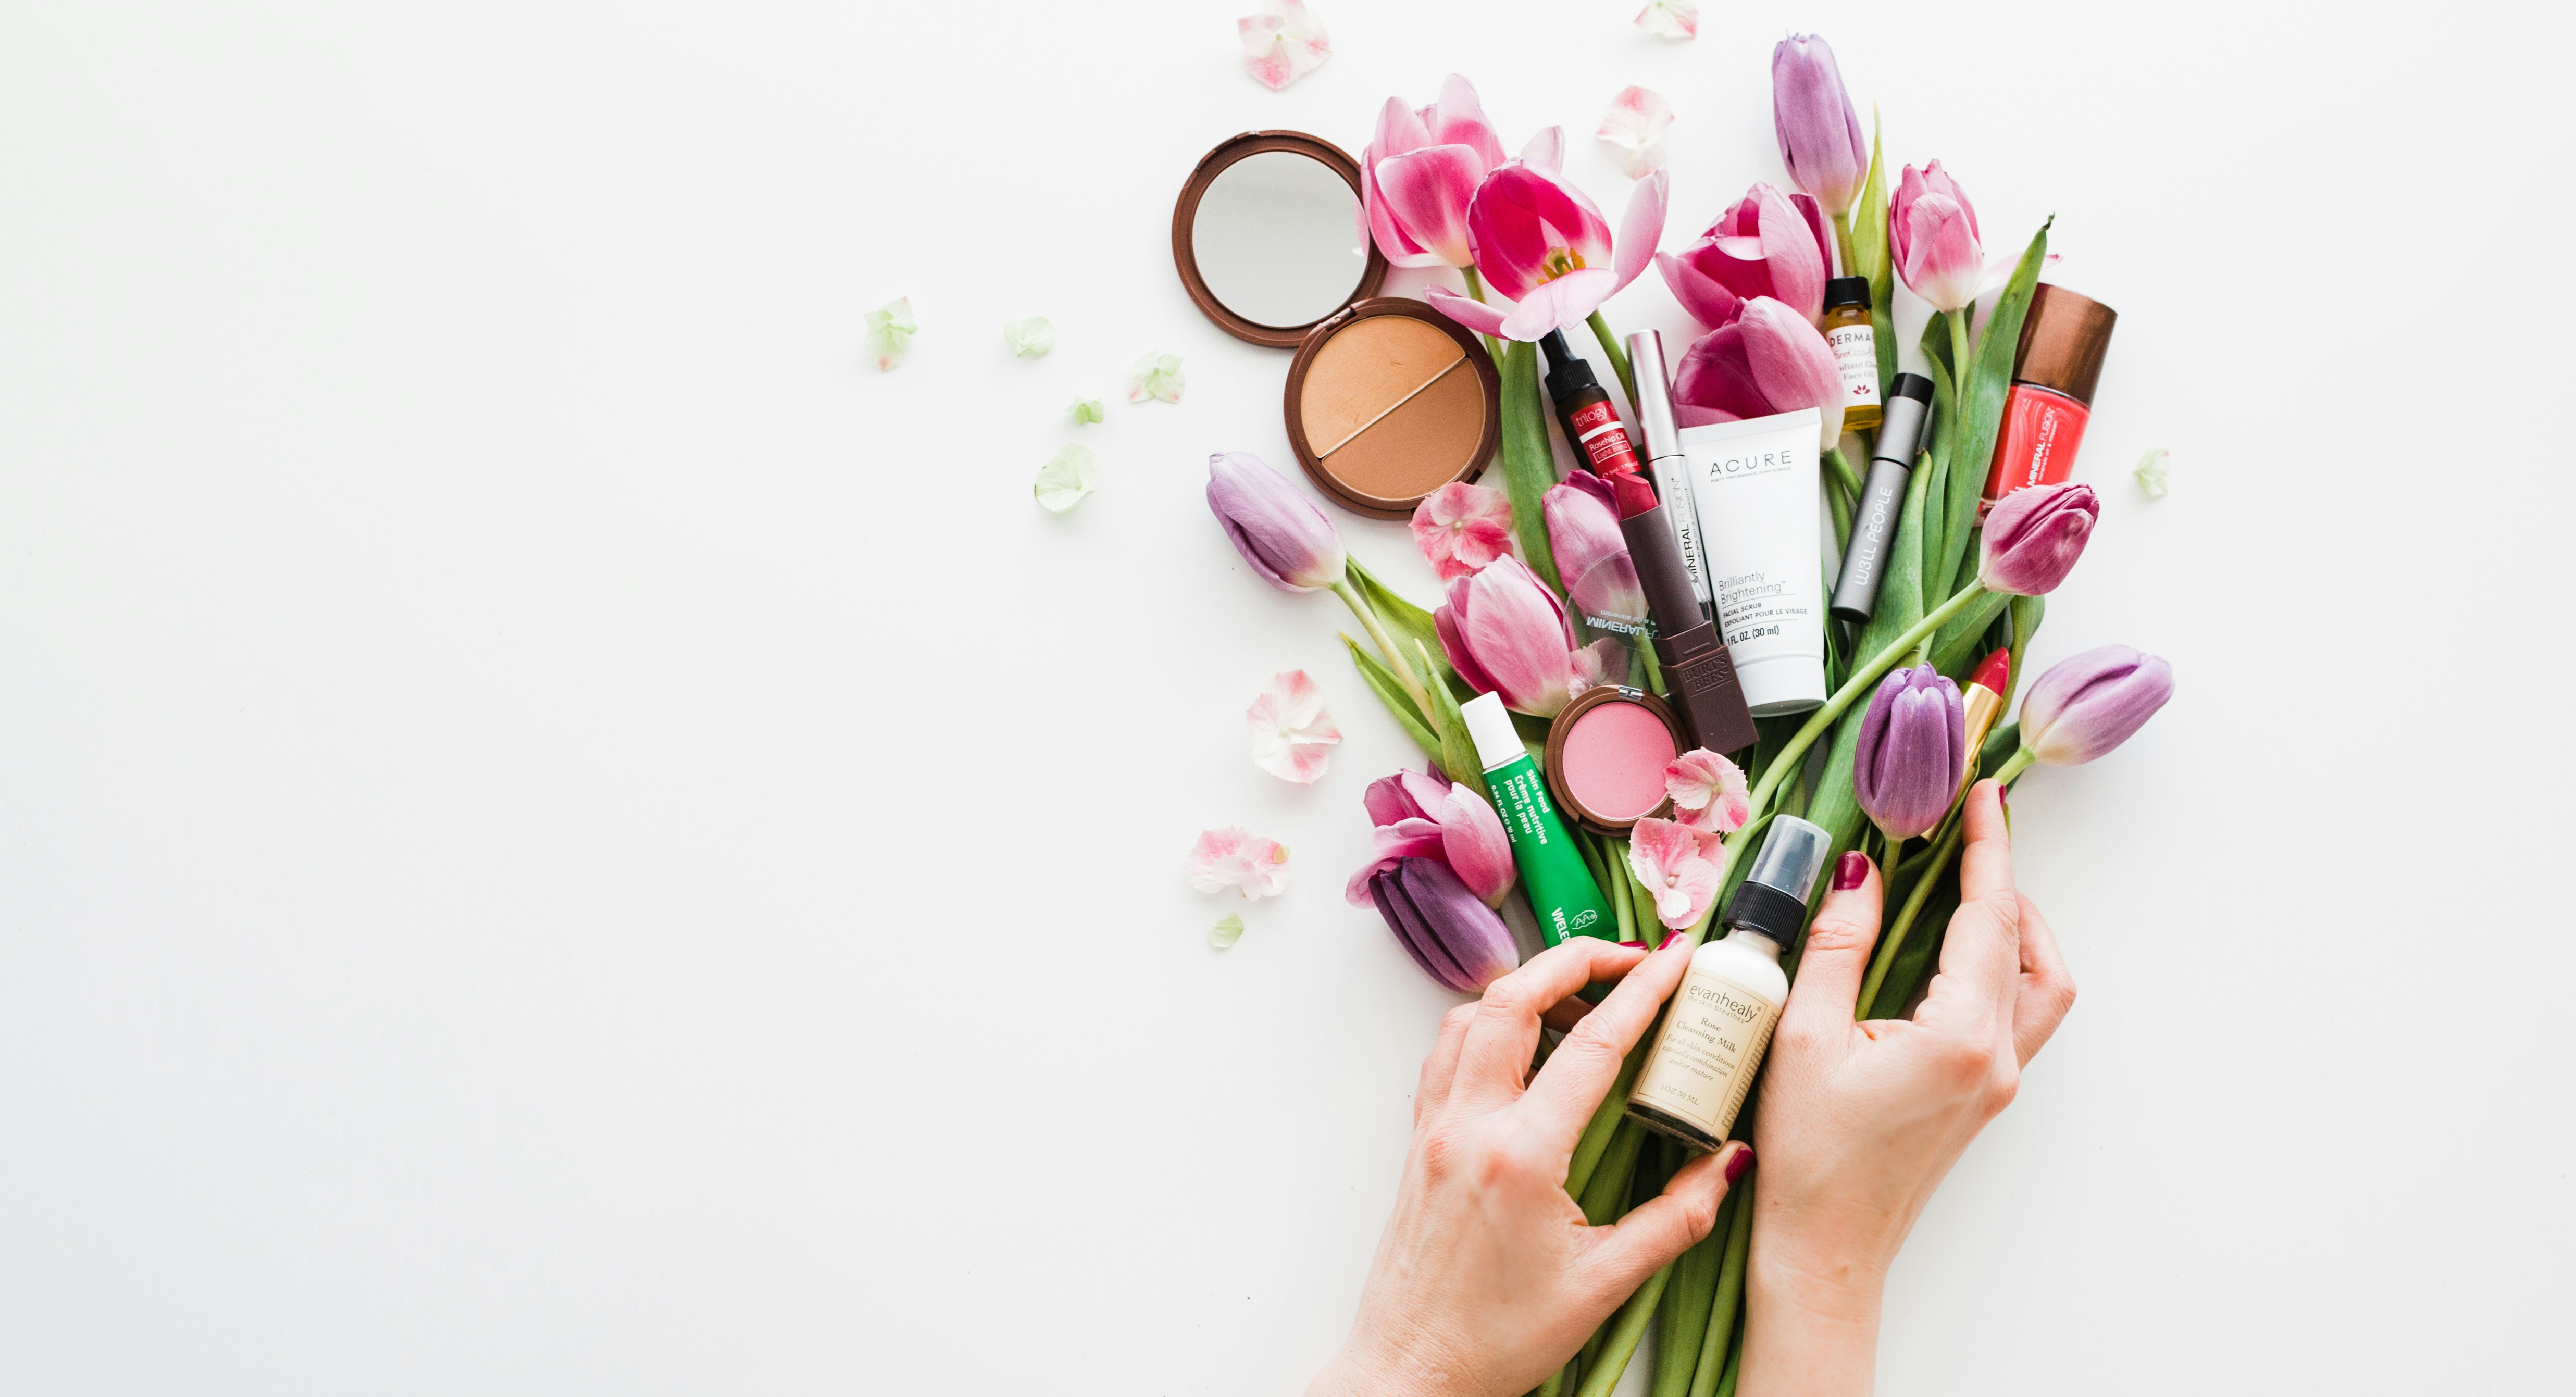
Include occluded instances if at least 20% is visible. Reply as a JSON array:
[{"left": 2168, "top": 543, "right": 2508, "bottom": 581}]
[{"left": 1205, "top": 34, "right": 2172, "bottom": 1397}]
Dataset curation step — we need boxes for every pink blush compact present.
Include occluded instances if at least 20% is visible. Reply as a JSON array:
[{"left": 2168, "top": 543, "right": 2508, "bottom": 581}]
[{"left": 1544, "top": 687, "right": 1684, "bottom": 834}]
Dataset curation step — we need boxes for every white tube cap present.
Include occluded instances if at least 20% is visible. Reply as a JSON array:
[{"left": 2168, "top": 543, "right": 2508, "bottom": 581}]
[
  {"left": 1735, "top": 653, "right": 1828, "bottom": 716},
  {"left": 1460, "top": 691, "right": 1526, "bottom": 772}
]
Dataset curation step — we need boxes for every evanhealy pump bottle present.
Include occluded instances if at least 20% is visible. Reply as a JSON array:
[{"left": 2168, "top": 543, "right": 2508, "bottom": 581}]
[
  {"left": 1463, "top": 691, "right": 1614, "bottom": 945},
  {"left": 1627, "top": 815, "right": 1833, "bottom": 1151}
]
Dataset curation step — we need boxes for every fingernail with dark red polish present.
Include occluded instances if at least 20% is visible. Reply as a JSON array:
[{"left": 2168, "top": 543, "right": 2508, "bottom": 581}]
[
  {"left": 1834, "top": 851, "right": 1868, "bottom": 891},
  {"left": 1724, "top": 1145, "right": 1754, "bottom": 1183},
  {"left": 1617, "top": 940, "right": 1647, "bottom": 950},
  {"left": 1659, "top": 931, "right": 1685, "bottom": 950}
]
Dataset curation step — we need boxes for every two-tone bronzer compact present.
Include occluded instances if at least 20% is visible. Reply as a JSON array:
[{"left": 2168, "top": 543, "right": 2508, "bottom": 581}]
[{"left": 1174, "top": 131, "right": 1501, "bottom": 517}]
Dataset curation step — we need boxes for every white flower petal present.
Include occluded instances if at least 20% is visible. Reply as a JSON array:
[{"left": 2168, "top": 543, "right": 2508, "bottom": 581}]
[
  {"left": 1068, "top": 394, "right": 1105, "bottom": 425},
  {"left": 1003, "top": 316, "right": 1055, "bottom": 357},
  {"left": 1238, "top": 0, "right": 1331, "bottom": 91},
  {"left": 1034, "top": 443, "right": 1099, "bottom": 513},
  {"left": 1633, "top": 0, "right": 1698, "bottom": 40},
  {"left": 863, "top": 296, "right": 916, "bottom": 372},
  {"left": 1125, "top": 352, "right": 1186, "bottom": 404},
  {"left": 2134, "top": 447, "right": 2170, "bottom": 498},
  {"left": 1596, "top": 86, "right": 1674, "bottom": 180}
]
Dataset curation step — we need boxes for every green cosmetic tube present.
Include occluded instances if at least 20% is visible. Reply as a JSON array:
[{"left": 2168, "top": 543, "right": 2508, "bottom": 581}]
[{"left": 1462, "top": 692, "right": 1616, "bottom": 945}]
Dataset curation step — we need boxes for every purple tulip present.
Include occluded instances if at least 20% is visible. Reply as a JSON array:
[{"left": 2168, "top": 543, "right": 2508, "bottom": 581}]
[
  {"left": 1671, "top": 296, "right": 1847, "bottom": 449},
  {"left": 1367, "top": 857, "right": 1521, "bottom": 994},
  {"left": 1655, "top": 182, "right": 1833, "bottom": 329},
  {"left": 2018, "top": 645, "right": 2174, "bottom": 766},
  {"left": 1206, "top": 451, "right": 1348, "bottom": 592},
  {"left": 1853, "top": 663, "right": 1967, "bottom": 841},
  {"left": 1771, "top": 35, "right": 1870, "bottom": 217},
  {"left": 1980, "top": 481, "right": 2098, "bottom": 596}
]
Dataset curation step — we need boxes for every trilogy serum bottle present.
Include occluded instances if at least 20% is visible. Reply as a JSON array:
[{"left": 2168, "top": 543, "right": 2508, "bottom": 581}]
[
  {"left": 1626, "top": 816, "right": 1833, "bottom": 1151},
  {"left": 1538, "top": 330, "right": 1645, "bottom": 481},
  {"left": 1981, "top": 284, "right": 2118, "bottom": 506}
]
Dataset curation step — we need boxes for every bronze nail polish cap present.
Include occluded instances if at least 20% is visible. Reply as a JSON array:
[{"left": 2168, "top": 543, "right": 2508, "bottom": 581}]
[{"left": 2012, "top": 284, "right": 2118, "bottom": 406}]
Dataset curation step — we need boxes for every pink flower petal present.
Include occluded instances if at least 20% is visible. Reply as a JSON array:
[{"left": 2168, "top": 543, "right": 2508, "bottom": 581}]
[
  {"left": 1634, "top": 0, "right": 1698, "bottom": 39},
  {"left": 1626, "top": 817, "right": 1724, "bottom": 928},
  {"left": 1436, "top": 783, "right": 1516, "bottom": 907},
  {"left": 1665, "top": 749, "right": 1751, "bottom": 834},
  {"left": 1247, "top": 669, "right": 1343, "bottom": 784},
  {"left": 1188, "top": 827, "right": 1293, "bottom": 900},
  {"left": 1237, "top": 0, "right": 1331, "bottom": 92},
  {"left": 1426, "top": 285, "right": 1512, "bottom": 338},
  {"left": 1595, "top": 86, "right": 1675, "bottom": 180},
  {"left": 1410, "top": 481, "right": 1516, "bottom": 581},
  {"left": 1521, "top": 126, "right": 1564, "bottom": 176},
  {"left": 1375, "top": 144, "right": 1486, "bottom": 268}
]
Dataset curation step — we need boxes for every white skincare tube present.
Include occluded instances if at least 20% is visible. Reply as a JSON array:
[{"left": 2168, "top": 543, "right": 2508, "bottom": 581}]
[{"left": 1677, "top": 407, "right": 1827, "bottom": 714}]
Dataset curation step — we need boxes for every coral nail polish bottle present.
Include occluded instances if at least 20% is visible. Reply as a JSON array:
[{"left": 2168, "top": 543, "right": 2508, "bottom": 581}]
[{"left": 1981, "top": 284, "right": 2118, "bottom": 507}]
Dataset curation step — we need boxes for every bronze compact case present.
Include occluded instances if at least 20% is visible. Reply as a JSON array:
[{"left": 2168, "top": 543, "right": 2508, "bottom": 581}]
[
  {"left": 1174, "top": 131, "right": 1499, "bottom": 519},
  {"left": 1543, "top": 686, "right": 1685, "bottom": 835}
]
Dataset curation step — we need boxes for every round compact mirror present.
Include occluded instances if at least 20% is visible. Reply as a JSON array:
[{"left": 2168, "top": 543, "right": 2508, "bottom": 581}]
[{"left": 1174, "top": 132, "right": 1388, "bottom": 347}]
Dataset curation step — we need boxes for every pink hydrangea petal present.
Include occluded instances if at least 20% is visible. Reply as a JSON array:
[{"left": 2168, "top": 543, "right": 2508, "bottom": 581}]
[
  {"left": 1664, "top": 749, "right": 1750, "bottom": 834},
  {"left": 1410, "top": 481, "right": 1516, "bottom": 581},
  {"left": 1625, "top": 817, "right": 1724, "bottom": 928},
  {"left": 1246, "top": 670, "right": 1342, "bottom": 784},
  {"left": 1237, "top": 0, "right": 1331, "bottom": 91},
  {"left": 1189, "top": 827, "right": 1293, "bottom": 900}
]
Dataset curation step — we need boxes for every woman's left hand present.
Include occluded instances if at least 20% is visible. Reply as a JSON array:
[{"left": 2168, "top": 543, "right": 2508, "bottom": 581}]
[{"left": 1307, "top": 936, "right": 1751, "bottom": 1397}]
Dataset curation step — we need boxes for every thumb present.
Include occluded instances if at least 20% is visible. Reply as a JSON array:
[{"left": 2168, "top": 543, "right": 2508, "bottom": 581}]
[
  {"left": 1579, "top": 1142, "right": 1753, "bottom": 1296},
  {"left": 1782, "top": 850, "right": 1883, "bottom": 1040}
]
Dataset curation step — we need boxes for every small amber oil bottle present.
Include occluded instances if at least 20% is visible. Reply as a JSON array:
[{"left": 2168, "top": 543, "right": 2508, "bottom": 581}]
[{"left": 1822, "top": 276, "right": 1881, "bottom": 432}]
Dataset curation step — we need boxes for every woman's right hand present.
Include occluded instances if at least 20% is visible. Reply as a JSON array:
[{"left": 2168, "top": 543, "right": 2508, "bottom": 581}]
[{"left": 1740, "top": 782, "right": 2077, "bottom": 1396}]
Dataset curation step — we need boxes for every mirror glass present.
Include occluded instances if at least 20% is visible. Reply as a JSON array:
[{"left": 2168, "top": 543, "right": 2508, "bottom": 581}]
[{"left": 1191, "top": 151, "right": 1370, "bottom": 330}]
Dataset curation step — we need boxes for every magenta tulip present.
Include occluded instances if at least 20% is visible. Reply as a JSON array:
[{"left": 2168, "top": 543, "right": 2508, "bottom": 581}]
[
  {"left": 1206, "top": 451, "right": 1348, "bottom": 592},
  {"left": 1434, "top": 555, "right": 1583, "bottom": 717},
  {"left": 1366, "top": 857, "right": 1520, "bottom": 994},
  {"left": 1425, "top": 165, "right": 1668, "bottom": 342},
  {"left": 1656, "top": 182, "right": 1832, "bottom": 329},
  {"left": 1853, "top": 663, "right": 1968, "bottom": 841},
  {"left": 1979, "top": 481, "right": 2097, "bottom": 596},
  {"left": 2018, "top": 645, "right": 2174, "bottom": 766},
  {"left": 1544, "top": 471, "right": 1647, "bottom": 635},
  {"left": 1671, "top": 296, "right": 1847, "bottom": 448},
  {"left": 1360, "top": 75, "right": 1509, "bottom": 269},
  {"left": 1891, "top": 160, "right": 1983, "bottom": 313},
  {"left": 1345, "top": 765, "right": 1516, "bottom": 908},
  {"left": 1771, "top": 35, "right": 1869, "bottom": 217}
]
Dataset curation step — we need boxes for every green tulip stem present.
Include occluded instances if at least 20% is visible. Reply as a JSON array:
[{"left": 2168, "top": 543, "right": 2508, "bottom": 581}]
[
  {"left": 1687, "top": 1173, "right": 1756, "bottom": 1397},
  {"left": 1331, "top": 578, "right": 1431, "bottom": 718},
  {"left": 1588, "top": 311, "right": 1639, "bottom": 413},
  {"left": 1462, "top": 265, "right": 1504, "bottom": 363},
  {"left": 1823, "top": 446, "right": 1864, "bottom": 503},
  {"left": 1574, "top": 1259, "right": 1675, "bottom": 1397},
  {"left": 1855, "top": 745, "right": 2037, "bottom": 1015},
  {"left": 1830, "top": 210, "right": 1857, "bottom": 280},
  {"left": 1946, "top": 309, "right": 1975, "bottom": 481}
]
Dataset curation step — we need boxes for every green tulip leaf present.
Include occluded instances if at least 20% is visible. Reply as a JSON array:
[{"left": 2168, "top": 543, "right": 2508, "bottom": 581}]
[
  {"left": 1937, "top": 220, "right": 2052, "bottom": 597},
  {"left": 1342, "top": 635, "right": 1440, "bottom": 758},
  {"left": 1497, "top": 338, "right": 1563, "bottom": 593}
]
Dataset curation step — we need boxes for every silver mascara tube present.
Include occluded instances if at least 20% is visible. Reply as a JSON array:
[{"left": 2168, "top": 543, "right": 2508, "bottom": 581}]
[
  {"left": 1625, "top": 331, "right": 1711, "bottom": 615},
  {"left": 1830, "top": 372, "right": 1935, "bottom": 625}
]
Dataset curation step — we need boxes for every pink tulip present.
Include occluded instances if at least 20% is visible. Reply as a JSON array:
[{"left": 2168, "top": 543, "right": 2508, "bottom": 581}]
[
  {"left": 1409, "top": 481, "right": 1515, "bottom": 582},
  {"left": 1425, "top": 166, "right": 1669, "bottom": 342},
  {"left": 1671, "top": 296, "right": 1847, "bottom": 448},
  {"left": 1206, "top": 450, "right": 1348, "bottom": 592},
  {"left": 1344, "top": 765, "right": 1515, "bottom": 909},
  {"left": 1626, "top": 817, "right": 1725, "bottom": 929},
  {"left": 1771, "top": 34, "right": 1870, "bottom": 217},
  {"left": 1544, "top": 471, "right": 1647, "bottom": 636},
  {"left": 1979, "top": 481, "right": 2098, "bottom": 596},
  {"left": 1360, "top": 76, "right": 1509, "bottom": 269},
  {"left": 1655, "top": 182, "right": 1832, "bottom": 329},
  {"left": 1434, "top": 555, "right": 1585, "bottom": 717},
  {"left": 1890, "top": 160, "right": 1984, "bottom": 313}
]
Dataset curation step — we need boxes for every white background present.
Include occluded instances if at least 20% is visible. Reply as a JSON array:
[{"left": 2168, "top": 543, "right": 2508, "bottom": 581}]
[{"left": 2, "top": 1, "right": 2570, "bottom": 1392}]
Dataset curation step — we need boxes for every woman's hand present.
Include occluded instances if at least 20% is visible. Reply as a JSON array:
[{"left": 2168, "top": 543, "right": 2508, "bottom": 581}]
[
  {"left": 1740, "top": 781, "right": 2077, "bottom": 1396},
  {"left": 1308, "top": 936, "right": 1753, "bottom": 1397}
]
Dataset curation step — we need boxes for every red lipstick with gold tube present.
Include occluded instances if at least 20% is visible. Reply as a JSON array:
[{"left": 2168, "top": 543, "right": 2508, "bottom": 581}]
[{"left": 1960, "top": 648, "right": 2011, "bottom": 788}]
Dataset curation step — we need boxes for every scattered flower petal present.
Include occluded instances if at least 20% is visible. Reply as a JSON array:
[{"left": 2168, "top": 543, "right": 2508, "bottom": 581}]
[
  {"left": 1239, "top": 0, "right": 1332, "bottom": 91},
  {"left": 1004, "top": 316, "right": 1055, "bottom": 357},
  {"left": 1034, "top": 443, "right": 1099, "bottom": 513},
  {"left": 1627, "top": 817, "right": 1725, "bottom": 928},
  {"left": 1247, "top": 669, "right": 1343, "bottom": 784},
  {"left": 1188, "top": 827, "right": 1293, "bottom": 900},
  {"left": 2135, "top": 447, "right": 2170, "bottom": 498},
  {"left": 1596, "top": 86, "right": 1675, "bottom": 179},
  {"left": 1409, "top": 482, "right": 1515, "bottom": 581},
  {"left": 1634, "top": 0, "right": 1698, "bottom": 39},
  {"left": 1126, "top": 352, "right": 1186, "bottom": 404},
  {"left": 1665, "top": 749, "right": 1751, "bottom": 834},
  {"left": 864, "top": 296, "right": 916, "bottom": 372},
  {"left": 1210, "top": 912, "right": 1247, "bottom": 949},
  {"left": 1069, "top": 394, "right": 1106, "bottom": 425}
]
